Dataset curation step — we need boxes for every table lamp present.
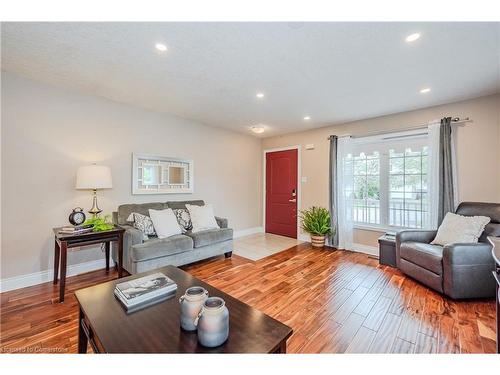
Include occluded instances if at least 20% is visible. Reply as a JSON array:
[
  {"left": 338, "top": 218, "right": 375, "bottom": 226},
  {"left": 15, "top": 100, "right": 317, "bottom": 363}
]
[{"left": 76, "top": 164, "right": 113, "bottom": 216}]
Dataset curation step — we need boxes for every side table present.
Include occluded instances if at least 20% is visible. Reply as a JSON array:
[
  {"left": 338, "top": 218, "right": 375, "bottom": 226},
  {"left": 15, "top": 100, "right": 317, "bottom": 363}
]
[
  {"left": 52, "top": 226, "right": 125, "bottom": 302},
  {"left": 378, "top": 234, "right": 397, "bottom": 267}
]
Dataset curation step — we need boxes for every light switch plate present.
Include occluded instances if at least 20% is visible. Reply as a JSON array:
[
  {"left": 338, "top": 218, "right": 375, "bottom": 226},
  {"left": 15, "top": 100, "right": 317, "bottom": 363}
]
[{"left": 301, "top": 176, "right": 308, "bottom": 183}]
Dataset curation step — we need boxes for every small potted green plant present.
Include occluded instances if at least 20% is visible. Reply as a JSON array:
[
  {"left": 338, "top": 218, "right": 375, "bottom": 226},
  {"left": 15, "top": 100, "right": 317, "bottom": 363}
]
[
  {"left": 84, "top": 215, "right": 115, "bottom": 232},
  {"left": 299, "top": 206, "right": 333, "bottom": 248}
]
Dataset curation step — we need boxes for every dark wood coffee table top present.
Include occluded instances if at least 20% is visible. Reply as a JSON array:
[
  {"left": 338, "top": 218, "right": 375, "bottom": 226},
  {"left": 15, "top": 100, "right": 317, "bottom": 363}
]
[{"left": 75, "top": 265, "right": 293, "bottom": 353}]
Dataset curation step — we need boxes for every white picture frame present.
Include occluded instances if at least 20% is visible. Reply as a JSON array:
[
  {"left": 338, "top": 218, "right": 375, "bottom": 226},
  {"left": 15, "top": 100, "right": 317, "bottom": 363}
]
[{"left": 132, "top": 153, "right": 194, "bottom": 195}]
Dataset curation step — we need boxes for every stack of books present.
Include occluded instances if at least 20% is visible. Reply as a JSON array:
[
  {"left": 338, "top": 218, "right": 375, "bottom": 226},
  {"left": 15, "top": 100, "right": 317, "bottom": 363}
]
[
  {"left": 114, "top": 272, "right": 177, "bottom": 313},
  {"left": 59, "top": 224, "right": 94, "bottom": 235}
]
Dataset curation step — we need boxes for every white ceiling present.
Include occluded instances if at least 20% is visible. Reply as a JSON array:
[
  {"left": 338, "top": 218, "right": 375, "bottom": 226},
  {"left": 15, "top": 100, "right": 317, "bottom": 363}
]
[{"left": 2, "top": 22, "right": 499, "bottom": 137}]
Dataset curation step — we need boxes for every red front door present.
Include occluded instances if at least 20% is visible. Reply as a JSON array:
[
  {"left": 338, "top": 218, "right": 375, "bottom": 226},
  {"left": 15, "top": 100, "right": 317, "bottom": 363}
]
[{"left": 265, "top": 149, "right": 298, "bottom": 238}]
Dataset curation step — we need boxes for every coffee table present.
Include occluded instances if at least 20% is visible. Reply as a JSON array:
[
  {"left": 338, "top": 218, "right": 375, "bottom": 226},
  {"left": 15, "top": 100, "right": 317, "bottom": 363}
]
[{"left": 75, "top": 265, "right": 293, "bottom": 353}]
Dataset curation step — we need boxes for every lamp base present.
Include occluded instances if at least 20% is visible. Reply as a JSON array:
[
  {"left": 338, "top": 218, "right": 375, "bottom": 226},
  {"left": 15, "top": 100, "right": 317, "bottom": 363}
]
[{"left": 88, "top": 189, "right": 102, "bottom": 217}]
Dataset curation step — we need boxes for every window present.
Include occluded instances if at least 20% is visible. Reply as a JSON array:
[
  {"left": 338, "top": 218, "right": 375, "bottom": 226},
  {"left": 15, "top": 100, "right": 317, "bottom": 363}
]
[
  {"left": 344, "top": 133, "right": 429, "bottom": 229},
  {"left": 346, "top": 151, "right": 380, "bottom": 225},
  {"left": 388, "top": 147, "right": 428, "bottom": 228}
]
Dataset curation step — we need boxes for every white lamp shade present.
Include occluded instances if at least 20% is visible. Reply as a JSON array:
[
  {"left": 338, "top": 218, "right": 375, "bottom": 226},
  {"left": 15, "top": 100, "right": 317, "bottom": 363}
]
[{"left": 76, "top": 165, "right": 113, "bottom": 190}]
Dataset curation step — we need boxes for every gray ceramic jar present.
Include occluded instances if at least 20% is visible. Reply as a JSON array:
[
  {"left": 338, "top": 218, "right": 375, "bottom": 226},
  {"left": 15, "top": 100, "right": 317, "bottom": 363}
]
[
  {"left": 179, "top": 286, "right": 209, "bottom": 331},
  {"left": 194, "top": 297, "right": 229, "bottom": 347}
]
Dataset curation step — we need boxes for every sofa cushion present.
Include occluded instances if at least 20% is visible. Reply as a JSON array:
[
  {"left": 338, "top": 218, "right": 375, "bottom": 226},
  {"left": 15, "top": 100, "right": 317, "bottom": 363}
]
[
  {"left": 186, "top": 203, "right": 219, "bottom": 233},
  {"left": 173, "top": 208, "right": 193, "bottom": 232},
  {"left": 166, "top": 200, "right": 205, "bottom": 210},
  {"left": 117, "top": 202, "right": 167, "bottom": 225},
  {"left": 128, "top": 212, "right": 156, "bottom": 237},
  {"left": 185, "top": 228, "right": 233, "bottom": 248},
  {"left": 130, "top": 234, "right": 193, "bottom": 262},
  {"left": 400, "top": 242, "right": 444, "bottom": 275},
  {"left": 148, "top": 208, "right": 182, "bottom": 239}
]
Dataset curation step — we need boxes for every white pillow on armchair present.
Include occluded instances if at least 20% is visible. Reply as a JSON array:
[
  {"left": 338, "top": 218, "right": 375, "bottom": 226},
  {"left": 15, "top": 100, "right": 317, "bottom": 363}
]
[
  {"left": 186, "top": 204, "right": 220, "bottom": 233},
  {"left": 431, "top": 212, "right": 490, "bottom": 246}
]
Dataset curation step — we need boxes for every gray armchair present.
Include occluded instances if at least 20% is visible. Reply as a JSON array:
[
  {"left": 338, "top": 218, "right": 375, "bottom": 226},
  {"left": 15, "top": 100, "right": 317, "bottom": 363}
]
[{"left": 396, "top": 202, "right": 500, "bottom": 299}]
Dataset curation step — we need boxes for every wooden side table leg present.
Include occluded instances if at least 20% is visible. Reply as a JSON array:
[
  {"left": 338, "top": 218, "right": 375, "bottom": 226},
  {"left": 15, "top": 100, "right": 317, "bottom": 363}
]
[
  {"left": 105, "top": 242, "right": 110, "bottom": 272},
  {"left": 53, "top": 239, "right": 60, "bottom": 284},
  {"left": 59, "top": 241, "right": 67, "bottom": 303},
  {"left": 118, "top": 232, "right": 123, "bottom": 278},
  {"left": 78, "top": 308, "right": 88, "bottom": 354}
]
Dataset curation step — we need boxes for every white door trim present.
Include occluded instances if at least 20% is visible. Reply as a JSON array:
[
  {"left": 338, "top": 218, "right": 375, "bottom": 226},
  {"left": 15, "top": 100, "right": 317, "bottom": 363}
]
[{"left": 262, "top": 145, "right": 302, "bottom": 239}]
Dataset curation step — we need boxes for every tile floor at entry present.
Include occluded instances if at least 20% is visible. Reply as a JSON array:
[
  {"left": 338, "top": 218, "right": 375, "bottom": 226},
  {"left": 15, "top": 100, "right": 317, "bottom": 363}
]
[{"left": 233, "top": 232, "right": 303, "bottom": 261}]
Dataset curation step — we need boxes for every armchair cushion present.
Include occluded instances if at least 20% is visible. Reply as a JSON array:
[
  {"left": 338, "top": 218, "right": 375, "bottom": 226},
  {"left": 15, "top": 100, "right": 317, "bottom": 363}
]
[
  {"left": 399, "top": 242, "right": 444, "bottom": 275},
  {"left": 396, "top": 230, "right": 437, "bottom": 245},
  {"left": 431, "top": 212, "right": 490, "bottom": 246}
]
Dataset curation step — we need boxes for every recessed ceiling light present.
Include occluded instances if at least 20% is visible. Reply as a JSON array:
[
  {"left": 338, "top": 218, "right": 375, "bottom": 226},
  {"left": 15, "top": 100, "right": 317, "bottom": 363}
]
[
  {"left": 251, "top": 126, "right": 265, "bottom": 134},
  {"left": 303, "top": 116, "right": 311, "bottom": 121},
  {"left": 155, "top": 43, "right": 168, "bottom": 52},
  {"left": 420, "top": 87, "right": 431, "bottom": 94},
  {"left": 256, "top": 92, "right": 265, "bottom": 99},
  {"left": 405, "top": 33, "right": 421, "bottom": 43}
]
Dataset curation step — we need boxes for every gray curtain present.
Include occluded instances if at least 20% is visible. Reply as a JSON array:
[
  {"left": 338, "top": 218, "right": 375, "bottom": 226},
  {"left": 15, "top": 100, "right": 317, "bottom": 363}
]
[
  {"left": 438, "top": 117, "right": 455, "bottom": 225},
  {"left": 328, "top": 135, "right": 339, "bottom": 247}
]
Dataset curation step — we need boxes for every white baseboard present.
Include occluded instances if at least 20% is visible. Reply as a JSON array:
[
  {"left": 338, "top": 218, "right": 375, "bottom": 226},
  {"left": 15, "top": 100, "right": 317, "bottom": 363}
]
[
  {"left": 1, "top": 226, "right": 265, "bottom": 293},
  {"left": 233, "top": 226, "right": 264, "bottom": 238},
  {"left": 299, "top": 235, "right": 379, "bottom": 257},
  {"left": 350, "top": 243, "right": 379, "bottom": 257},
  {"left": 0, "top": 259, "right": 107, "bottom": 293},
  {"left": 1, "top": 228, "right": 377, "bottom": 293},
  {"left": 298, "top": 233, "right": 310, "bottom": 242}
]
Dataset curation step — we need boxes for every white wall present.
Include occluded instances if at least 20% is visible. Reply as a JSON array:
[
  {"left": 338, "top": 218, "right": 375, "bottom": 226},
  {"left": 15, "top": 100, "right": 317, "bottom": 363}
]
[
  {"left": 1, "top": 72, "right": 262, "bottom": 280},
  {"left": 263, "top": 94, "right": 500, "bottom": 248}
]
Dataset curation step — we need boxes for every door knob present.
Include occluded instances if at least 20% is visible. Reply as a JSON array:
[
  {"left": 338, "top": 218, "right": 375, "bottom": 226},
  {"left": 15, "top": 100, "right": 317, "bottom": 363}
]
[{"left": 289, "top": 199, "right": 297, "bottom": 203}]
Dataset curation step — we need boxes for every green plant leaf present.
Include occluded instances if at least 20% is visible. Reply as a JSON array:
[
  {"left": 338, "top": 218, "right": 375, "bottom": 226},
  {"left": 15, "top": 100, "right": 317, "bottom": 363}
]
[
  {"left": 299, "top": 206, "right": 334, "bottom": 236},
  {"left": 84, "top": 214, "right": 115, "bottom": 232}
]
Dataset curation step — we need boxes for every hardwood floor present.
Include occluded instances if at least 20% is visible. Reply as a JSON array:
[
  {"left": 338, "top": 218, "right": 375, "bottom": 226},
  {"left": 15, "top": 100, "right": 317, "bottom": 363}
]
[{"left": 0, "top": 244, "right": 496, "bottom": 353}]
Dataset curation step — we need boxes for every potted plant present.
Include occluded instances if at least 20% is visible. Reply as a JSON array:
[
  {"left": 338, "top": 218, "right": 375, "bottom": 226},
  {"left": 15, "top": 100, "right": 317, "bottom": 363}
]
[
  {"left": 84, "top": 215, "right": 115, "bottom": 232},
  {"left": 299, "top": 206, "right": 333, "bottom": 248}
]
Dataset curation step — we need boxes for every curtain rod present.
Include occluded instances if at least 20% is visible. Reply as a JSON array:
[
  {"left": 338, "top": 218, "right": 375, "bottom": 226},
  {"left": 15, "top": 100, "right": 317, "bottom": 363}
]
[{"left": 327, "top": 117, "right": 472, "bottom": 140}]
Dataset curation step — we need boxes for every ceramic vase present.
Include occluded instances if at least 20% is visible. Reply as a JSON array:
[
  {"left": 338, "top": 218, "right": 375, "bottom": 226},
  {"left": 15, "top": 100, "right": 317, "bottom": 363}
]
[
  {"left": 179, "top": 286, "right": 209, "bottom": 331},
  {"left": 194, "top": 297, "right": 229, "bottom": 347}
]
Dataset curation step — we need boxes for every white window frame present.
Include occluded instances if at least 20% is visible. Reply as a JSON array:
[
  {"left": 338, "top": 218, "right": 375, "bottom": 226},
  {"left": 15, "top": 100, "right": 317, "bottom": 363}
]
[{"left": 349, "top": 129, "right": 430, "bottom": 231}]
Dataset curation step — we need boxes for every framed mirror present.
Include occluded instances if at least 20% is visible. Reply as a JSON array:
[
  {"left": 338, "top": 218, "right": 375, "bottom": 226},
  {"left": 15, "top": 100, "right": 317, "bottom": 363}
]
[
  {"left": 132, "top": 153, "right": 194, "bottom": 194},
  {"left": 142, "top": 164, "right": 162, "bottom": 185},
  {"left": 168, "top": 166, "right": 186, "bottom": 185}
]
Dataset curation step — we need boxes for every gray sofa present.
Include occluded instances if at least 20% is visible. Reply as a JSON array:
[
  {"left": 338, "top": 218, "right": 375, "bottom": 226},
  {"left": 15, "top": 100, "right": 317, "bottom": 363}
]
[
  {"left": 395, "top": 202, "right": 500, "bottom": 299},
  {"left": 111, "top": 200, "right": 233, "bottom": 274}
]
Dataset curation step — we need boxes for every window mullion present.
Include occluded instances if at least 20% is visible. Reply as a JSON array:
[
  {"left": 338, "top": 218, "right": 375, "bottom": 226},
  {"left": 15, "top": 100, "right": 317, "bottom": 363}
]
[{"left": 379, "top": 151, "right": 389, "bottom": 227}]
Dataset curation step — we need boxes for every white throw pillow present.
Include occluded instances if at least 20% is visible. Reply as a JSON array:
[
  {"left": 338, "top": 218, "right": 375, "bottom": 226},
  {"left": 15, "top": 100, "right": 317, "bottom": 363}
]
[
  {"left": 186, "top": 204, "right": 220, "bottom": 233},
  {"left": 431, "top": 212, "right": 490, "bottom": 246},
  {"left": 148, "top": 208, "right": 182, "bottom": 239}
]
